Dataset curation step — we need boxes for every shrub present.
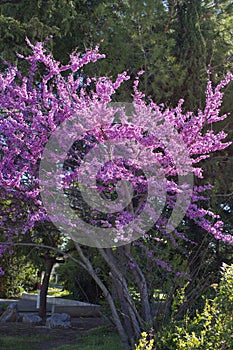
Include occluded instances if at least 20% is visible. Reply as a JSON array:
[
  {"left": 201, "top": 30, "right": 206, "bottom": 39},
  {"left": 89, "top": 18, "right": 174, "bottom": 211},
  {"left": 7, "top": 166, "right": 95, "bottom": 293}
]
[{"left": 154, "top": 263, "right": 233, "bottom": 349}]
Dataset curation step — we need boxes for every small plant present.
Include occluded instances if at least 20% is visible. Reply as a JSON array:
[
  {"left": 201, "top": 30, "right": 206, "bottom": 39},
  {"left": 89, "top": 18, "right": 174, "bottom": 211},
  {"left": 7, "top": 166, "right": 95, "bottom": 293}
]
[{"left": 135, "top": 330, "right": 155, "bottom": 350}]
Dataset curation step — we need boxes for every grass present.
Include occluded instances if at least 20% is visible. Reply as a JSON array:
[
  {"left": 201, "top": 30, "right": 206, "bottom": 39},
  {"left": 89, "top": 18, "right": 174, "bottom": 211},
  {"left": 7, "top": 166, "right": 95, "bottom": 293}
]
[
  {"left": 53, "top": 327, "right": 124, "bottom": 350},
  {"left": 26, "top": 287, "right": 71, "bottom": 298},
  {"left": 47, "top": 288, "right": 71, "bottom": 298},
  {"left": 0, "top": 335, "right": 52, "bottom": 350},
  {"left": 0, "top": 327, "right": 124, "bottom": 350}
]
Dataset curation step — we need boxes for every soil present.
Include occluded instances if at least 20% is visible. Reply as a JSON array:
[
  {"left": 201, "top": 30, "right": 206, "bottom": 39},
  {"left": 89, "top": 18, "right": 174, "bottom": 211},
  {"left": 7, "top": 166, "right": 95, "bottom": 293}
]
[{"left": 0, "top": 317, "right": 110, "bottom": 349}]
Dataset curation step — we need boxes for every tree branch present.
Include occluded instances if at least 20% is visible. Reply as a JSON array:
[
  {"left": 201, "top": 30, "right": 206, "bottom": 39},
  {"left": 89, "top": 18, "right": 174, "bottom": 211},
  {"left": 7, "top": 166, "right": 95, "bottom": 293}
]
[{"left": 0, "top": 241, "right": 86, "bottom": 269}]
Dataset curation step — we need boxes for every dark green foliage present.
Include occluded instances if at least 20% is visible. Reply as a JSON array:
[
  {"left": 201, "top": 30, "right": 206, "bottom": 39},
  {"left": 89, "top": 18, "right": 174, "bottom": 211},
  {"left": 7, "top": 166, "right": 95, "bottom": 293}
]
[
  {"left": 0, "top": 0, "right": 92, "bottom": 68},
  {"left": 0, "top": 248, "right": 39, "bottom": 297},
  {"left": 0, "top": 1, "right": 232, "bottom": 110},
  {"left": 174, "top": 0, "right": 207, "bottom": 110},
  {"left": 56, "top": 240, "right": 104, "bottom": 304}
]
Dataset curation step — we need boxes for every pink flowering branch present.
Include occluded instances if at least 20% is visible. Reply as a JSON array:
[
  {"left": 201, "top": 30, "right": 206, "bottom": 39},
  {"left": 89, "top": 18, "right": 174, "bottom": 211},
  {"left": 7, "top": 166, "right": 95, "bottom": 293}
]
[{"left": 0, "top": 38, "right": 232, "bottom": 257}]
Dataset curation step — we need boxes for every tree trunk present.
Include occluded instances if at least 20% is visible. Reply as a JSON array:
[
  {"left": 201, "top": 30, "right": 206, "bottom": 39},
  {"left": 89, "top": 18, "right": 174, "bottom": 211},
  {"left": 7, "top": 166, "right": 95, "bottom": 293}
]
[
  {"left": 99, "top": 248, "right": 142, "bottom": 344},
  {"left": 123, "top": 248, "right": 152, "bottom": 323},
  {"left": 38, "top": 256, "right": 55, "bottom": 320},
  {"left": 74, "top": 242, "right": 131, "bottom": 350},
  {"left": 111, "top": 271, "right": 136, "bottom": 346}
]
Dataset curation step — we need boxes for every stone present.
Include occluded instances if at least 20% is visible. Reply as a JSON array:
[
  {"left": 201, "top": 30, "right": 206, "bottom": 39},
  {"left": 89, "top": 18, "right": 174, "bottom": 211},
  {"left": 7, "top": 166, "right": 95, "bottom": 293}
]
[
  {"left": 0, "top": 302, "right": 19, "bottom": 322},
  {"left": 22, "top": 314, "right": 42, "bottom": 325},
  {"left": 46, "top": 313, "right": 71, "bottom": 329}
]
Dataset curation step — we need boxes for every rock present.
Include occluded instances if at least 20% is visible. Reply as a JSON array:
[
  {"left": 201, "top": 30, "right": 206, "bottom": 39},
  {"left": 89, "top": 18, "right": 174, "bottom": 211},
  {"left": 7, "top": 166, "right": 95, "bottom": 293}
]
[
  {"left": 46, "top": 313, "right": 71, "bottom": 329},
  {"left": 0, "top": 302, "right": 19, "bottom": 322},
  {"left": 22, "top": 314, "right": 42, "bottom": 325}
]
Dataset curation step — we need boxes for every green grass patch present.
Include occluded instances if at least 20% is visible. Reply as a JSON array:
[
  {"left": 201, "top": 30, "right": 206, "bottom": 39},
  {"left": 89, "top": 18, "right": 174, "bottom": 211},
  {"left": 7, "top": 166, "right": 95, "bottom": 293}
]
[
  {"left": 52, "top": 327, "right": 124, "bottom": 350},
  {"left": 0, "top": 335, "right": 52, "bottom": 350},
  {"left": 47, "top": 288, "right": 71, "bottom": 298},
  {"left": 28, "top": 288, "right": 71, "bottom": 298},
  {"left": 0, "top": 326, "right": 123, "bottom": 350}
]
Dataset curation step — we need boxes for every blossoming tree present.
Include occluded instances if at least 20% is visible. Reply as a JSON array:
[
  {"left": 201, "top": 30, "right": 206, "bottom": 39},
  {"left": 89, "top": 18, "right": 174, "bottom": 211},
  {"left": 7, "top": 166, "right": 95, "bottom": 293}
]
[{"left": 0, "top": 40, "right": 232, "bottom": 349}]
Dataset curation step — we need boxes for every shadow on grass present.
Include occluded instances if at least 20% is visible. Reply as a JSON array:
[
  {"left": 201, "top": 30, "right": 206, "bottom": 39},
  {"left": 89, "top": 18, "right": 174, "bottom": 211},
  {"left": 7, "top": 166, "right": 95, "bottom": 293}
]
[{"left": 0, "top": 335, "right": 52, "bottom": 350}]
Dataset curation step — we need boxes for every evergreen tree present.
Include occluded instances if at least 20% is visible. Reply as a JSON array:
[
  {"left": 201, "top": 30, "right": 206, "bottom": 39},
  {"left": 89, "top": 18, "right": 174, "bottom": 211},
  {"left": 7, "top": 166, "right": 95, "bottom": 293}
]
[{"left": 174, "top": 0, "right": 207, "bottom": 110}]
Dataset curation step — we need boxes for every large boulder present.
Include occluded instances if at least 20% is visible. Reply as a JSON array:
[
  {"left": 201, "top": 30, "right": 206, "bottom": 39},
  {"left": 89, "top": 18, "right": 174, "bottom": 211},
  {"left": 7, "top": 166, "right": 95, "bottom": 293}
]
[
  {"left": 22, "top": 314, "right": 42, "bottom": 325},
  {"left": 46, "top": 313, "right": 71, "bottom": 329},
  {"left": 0, "top": 302, "right": 19, "bottom": 322}
]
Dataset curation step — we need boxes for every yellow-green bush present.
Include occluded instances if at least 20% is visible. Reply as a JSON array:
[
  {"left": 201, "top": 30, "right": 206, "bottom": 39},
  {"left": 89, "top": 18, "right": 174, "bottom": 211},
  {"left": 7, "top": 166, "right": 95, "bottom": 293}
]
[
  {"left": 135, "top": 332, "right": 155, "bottom": 350},
  {"left": 160, "top": 263, "right": 233, "bottom": 349},
  {"left": 138, "top": 263, "right": 233, "bottom": 350}
]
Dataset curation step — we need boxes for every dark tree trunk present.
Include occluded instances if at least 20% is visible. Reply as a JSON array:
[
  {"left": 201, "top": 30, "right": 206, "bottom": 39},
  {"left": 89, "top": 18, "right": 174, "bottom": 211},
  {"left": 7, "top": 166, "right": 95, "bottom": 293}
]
[
  {"left": 112, "top": 273, "right": 135, "bottom": 347},
  {"left": 38, "top": 256, "right": 56, "bottom": 320}
]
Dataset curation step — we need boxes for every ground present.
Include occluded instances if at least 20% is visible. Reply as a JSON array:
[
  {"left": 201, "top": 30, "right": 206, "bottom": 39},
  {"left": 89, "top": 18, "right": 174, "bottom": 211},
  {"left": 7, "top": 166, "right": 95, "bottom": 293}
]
[{"left": 0, "top": 317, "right": 110, "bottom": 349}]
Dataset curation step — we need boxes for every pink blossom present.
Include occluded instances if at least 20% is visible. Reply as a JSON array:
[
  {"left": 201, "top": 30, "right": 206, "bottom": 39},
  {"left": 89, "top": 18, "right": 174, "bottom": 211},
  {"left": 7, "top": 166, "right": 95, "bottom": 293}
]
[{"left": 0, "top": 39, "right": 232, "bottom": 264}]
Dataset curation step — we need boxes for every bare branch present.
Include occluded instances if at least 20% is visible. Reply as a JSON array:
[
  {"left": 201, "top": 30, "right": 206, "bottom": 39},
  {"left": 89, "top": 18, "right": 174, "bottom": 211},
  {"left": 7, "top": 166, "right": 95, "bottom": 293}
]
[{"left": 0, "top": 241, "right": 86, "bottom": 269}]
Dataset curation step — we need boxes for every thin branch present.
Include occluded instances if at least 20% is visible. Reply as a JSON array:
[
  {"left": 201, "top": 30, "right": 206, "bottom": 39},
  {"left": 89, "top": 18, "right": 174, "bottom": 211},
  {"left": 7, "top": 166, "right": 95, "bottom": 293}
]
[
  {"left": 215, "top": 192, "right": 233, "bottom": 198},
  {"left": 0, "top": 241, "right": 87, "bottom": 269},
  {"left": 163, "top": 1, "right": 176, "bottom": 34}
]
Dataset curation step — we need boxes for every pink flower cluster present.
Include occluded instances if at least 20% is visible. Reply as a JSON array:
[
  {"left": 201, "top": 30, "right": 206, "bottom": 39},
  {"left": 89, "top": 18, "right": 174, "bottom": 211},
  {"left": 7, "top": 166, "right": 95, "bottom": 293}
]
[{"left": 0, "top": 39, "right": 232, "bottom": 259}]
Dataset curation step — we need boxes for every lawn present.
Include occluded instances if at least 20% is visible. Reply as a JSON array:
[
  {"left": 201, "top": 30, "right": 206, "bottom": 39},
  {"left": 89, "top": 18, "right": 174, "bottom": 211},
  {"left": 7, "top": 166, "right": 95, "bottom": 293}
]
[
  {"left": 0, "top": 327, "right": 124, "bottom": 350},
  {"left": 0, "top": 335, "right": 52, "bottom": 350},
  {"left": 52, "top": 329, "right": 124, "bottom": 350}
]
